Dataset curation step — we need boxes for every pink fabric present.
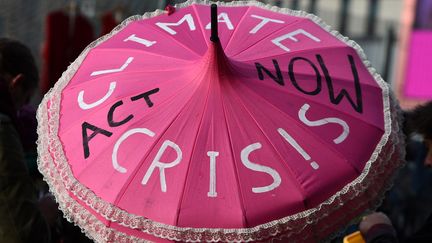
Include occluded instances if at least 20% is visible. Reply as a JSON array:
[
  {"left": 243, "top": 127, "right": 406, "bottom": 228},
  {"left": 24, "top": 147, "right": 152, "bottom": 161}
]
[
  {"left": 37, "top": 2, "right": 400, "bottom": 242},
  {"left": 404, "top": 30, "right": 432, "bottom": 99}
]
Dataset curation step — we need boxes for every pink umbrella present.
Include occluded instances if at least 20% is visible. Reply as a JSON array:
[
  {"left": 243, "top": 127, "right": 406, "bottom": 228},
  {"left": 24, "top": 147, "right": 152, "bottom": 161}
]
[{"left": 37, "top": 1, "right": 405, "bottom": 242}]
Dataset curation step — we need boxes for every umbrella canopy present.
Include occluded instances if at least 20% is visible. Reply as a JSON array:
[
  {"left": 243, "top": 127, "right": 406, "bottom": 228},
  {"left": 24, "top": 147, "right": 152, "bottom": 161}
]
[{"left": 37, "top": 1, "right": 405, "bottom": 242}]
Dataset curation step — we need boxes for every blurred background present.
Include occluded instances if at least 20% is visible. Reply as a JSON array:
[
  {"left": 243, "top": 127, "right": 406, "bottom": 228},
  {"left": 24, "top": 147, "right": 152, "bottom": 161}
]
[
  {"left": 0, "top": 0, "right": 409, "bottom": 104},
  {"left": 1, "top": 0, "right": 431, "bottom": 241}
]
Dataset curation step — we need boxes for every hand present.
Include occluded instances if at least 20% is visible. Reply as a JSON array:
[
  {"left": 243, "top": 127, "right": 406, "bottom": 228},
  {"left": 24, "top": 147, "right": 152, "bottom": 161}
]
[{"left": 359, "top": 212, "right": 393, "bottom": 235}]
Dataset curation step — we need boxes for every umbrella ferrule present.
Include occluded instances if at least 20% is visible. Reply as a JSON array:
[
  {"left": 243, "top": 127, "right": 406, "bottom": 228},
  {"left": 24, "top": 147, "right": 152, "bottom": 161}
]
[{"left": 210, "top": 4, "right": 219, "bottom": 42}]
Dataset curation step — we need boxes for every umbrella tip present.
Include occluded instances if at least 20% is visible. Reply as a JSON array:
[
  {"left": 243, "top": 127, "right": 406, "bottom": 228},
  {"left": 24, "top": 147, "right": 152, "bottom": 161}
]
[
  {"left": 210, "top": 4, "right": 219, "bottom": 43},
  {"left": 165, "top": 5, "right": 175, "bottom": 15}
]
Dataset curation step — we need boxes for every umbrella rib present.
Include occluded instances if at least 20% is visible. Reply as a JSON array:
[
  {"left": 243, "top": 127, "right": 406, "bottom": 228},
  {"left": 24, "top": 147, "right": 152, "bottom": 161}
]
[
  {"left": 173, "top": 72, "right": 213, "bottom": 227},
  {"left": 223, "top": 6, "right": 252, "bottom": 51},
  {"left": 192, "top": 4, "right": 210, "bottom": 49},
  {"left": 220, "top": 86, "right": 250, "bottom": 227},
  {"left": 222, "top": 80, "right": 310, "bottom": 208}
]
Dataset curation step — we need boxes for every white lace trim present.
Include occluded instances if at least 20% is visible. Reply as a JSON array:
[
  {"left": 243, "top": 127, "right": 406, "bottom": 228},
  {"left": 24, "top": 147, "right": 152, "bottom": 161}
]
[{"left": 37, "top": 1, "right": 405, "bottom": 242}]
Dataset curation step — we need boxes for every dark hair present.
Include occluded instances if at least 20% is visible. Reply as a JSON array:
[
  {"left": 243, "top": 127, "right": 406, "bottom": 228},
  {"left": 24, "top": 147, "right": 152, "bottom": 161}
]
[
  {"left": 404, "top": 101, "right": 432, "bottom": 140},
  {"left": 0, "top": 38, "right": 38, "bottom": 124},
  {"left": 0, "top": 38, "right": 38, "bottom": 91}
]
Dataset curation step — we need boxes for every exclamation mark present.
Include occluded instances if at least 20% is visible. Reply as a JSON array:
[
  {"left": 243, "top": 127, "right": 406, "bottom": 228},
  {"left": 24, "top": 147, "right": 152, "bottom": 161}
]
[
  {"left": 207, "top": 151, "right": 219, "bottom": 197},
  {"left": 278, "top": 128, "right": 319, "bottom": 170}
]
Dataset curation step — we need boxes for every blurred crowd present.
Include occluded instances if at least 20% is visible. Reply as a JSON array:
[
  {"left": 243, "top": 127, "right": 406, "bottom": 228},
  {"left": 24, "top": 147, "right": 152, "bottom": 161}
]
[{"left": 0, "top": 38, "right": 93, "bottom": 242}]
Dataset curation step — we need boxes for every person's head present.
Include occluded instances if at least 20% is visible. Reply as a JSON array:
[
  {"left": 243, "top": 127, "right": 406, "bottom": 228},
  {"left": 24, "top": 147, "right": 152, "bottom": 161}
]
[
  {"left": 0, "top": 38, "right": 38, "bottom": 111},
  {"left": 405, "top": 101, "right": 432, "bottom": 166}
]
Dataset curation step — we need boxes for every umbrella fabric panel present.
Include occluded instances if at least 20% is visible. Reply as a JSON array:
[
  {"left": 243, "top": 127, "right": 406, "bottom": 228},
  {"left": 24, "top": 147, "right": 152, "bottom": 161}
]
[
  {"left": 230, "top": 17, "right": 347, "bottom": 62},
  {"left": 95, "top": 21, "right": 202, "bottom": 61},
  {"left": 62, "top": 50, "right": 195, "bottom": 90},
  {"left": 193, "top": 4, "right": 249, "bottom": 49},
  {"left": 224, "top": 6, "right": 303, "bottom": 57},
  {"left": 142, "top": 5, "right": 209, "bottom": 57}
]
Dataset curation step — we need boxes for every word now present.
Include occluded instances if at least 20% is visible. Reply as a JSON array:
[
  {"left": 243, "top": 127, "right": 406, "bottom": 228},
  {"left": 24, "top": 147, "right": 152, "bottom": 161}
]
[{"left": 255, "top": 54, "right": 363, "bottom": 113}]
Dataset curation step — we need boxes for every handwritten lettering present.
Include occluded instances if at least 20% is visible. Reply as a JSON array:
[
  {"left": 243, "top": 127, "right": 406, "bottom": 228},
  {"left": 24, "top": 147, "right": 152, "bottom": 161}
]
[
  {"left": 255, "top": 54, "right": 363, "bottom": 114},
  {"left": 82, "top": 122, "right": 113, "bottom": 159}
]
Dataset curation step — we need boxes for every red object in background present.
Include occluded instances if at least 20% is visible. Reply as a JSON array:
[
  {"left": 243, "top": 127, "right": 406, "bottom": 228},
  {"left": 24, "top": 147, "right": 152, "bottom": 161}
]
[
  {"left": 101, "top": 6, "right": 127, "bottom": 37},
  {"left": 165, "top": 5, "right": 176, "bottom": 15},
  {"left": 41, "top": 10, "right": 94, "bottom": 95},
  {"left": 100, "top": 12, "right": 118, "bottom": 36}
]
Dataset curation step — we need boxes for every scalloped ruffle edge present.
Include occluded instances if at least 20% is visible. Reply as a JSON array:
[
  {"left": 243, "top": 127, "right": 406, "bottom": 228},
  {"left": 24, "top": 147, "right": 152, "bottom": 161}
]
[{"left": 36, "top": 1, "right": 405, "bottom": 242}]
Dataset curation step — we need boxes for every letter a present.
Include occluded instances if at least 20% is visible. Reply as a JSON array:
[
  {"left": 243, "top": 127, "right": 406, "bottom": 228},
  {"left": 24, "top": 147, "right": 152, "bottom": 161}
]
[
  {"left": 82, "top": 122, "right": 112, "bottom": 159},
  {"left": 205, "top": 13, "right": 234, "bottom": 30}
]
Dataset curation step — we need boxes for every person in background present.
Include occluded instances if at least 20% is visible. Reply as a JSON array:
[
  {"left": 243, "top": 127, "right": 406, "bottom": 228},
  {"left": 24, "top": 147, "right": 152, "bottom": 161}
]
[
  {"left": 359, "top": 101, "right": 432, "bottom": 243},
  {"left": 0, "top": 38, "right": 54, "bottom": 243}
]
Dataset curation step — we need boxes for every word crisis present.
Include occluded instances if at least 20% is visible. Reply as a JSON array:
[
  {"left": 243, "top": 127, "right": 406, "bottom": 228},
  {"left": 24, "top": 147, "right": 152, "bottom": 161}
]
[
  {"left": 80, "top": 100, "right": 349, "bottom": 196},
  {"left": 78, "top": 58, "right": 350, "bottom": 196}
]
